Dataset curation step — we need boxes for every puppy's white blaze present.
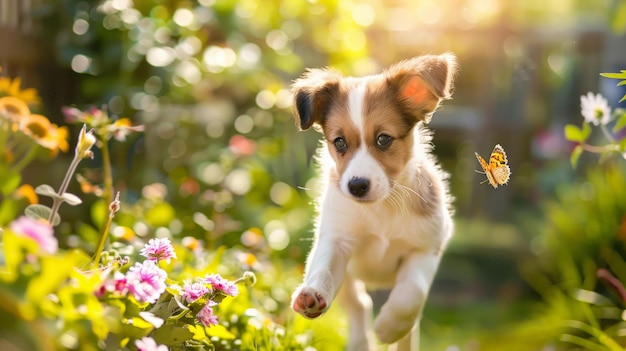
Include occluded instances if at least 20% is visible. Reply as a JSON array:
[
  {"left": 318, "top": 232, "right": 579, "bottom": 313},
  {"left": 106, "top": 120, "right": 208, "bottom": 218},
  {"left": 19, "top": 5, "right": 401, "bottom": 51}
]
[
  {"left": 341, "top": 147, "right": 390, "bottom": 201},
  {"left": 348, "top": 82, "right": 367, "bottom": 135}
]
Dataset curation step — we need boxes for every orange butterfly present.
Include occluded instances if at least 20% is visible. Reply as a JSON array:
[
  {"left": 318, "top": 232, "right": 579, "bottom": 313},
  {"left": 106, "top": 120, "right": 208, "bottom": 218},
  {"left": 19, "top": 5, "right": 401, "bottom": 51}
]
[{"left": 475, "top": 144, "right": 510, "bottom": 188}]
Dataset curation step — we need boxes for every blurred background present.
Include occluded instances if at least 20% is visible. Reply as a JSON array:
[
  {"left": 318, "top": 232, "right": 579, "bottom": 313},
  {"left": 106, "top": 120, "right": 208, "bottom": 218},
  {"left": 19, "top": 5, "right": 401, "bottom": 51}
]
[{"left": 1, "top": 0, "right": 626, "bottom": 349}]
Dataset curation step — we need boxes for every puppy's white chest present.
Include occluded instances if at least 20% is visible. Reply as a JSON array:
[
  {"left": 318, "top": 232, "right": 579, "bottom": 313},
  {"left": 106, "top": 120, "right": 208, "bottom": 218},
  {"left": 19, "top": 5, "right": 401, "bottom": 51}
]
[{"left": 347, "top": 234, "right": 412, "bottom": 288}]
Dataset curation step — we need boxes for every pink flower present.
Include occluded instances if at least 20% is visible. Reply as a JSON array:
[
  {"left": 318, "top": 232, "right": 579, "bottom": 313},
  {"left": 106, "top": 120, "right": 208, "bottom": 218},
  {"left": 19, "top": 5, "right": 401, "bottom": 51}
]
[
  {"left": 98, "top": 271, "right": 129, "bottom": 297},
  {"left": 126, "top": 260, "right": 167, "bottom": 304},
  {"left": 229, "top": 135, "right": 257, "bottom": 156},
  {"left": 9, "top": 216, "right": 58, "bottom": 254},
  {"left": 202, "top": 274, "right": 239, "bottom": 297},
  {"left": 135, "top": 336, "right": 168, "bottom": 351},
  {"left": 140, "top": 237, "right": 177, "bottom": 263},
  {"left": 181, "top": 281, "right": 210, "bottom": 304},
  {"left": 196, "top": 301, "right": 218, "bottom": 327}
]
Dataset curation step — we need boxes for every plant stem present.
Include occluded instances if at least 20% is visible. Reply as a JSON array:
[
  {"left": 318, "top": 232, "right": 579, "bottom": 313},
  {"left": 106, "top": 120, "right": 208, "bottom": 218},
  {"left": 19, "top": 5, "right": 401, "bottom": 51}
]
[
  {"left": 600, "top": 124, "right": 616, "bottom": 143},
  {"left": 92, "top": 209, "right": 113, "bottom": 266},
  {"left": 581, "top": 143, "right": 620, "bottom": 154},
  {"left": 93, "top": 191, "right": 120, "bottom": 266},
  {"left": 48, "top": 154, "right": 82, "bottom": 224},
  {"left": 101, "top": 138, "right": 113, "bottom": 204},
  {"left": 92, "top": 137, "right": 114, "bottom": 264},
  {"left": 11, "top": 144, "right": 38, "bottom": 173}
]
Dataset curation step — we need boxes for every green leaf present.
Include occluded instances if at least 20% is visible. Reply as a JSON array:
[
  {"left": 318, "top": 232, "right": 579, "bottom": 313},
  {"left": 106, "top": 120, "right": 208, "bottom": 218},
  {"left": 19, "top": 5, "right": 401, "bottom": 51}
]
[
  {"left": 205, "top": 323, "right": 235, "bottom": 340},
  {"left": 145, "top": 202, "right": 176, "bottom": 227},
  {"left": 564, "top": 124, "right": 588, "bottom": 142},
  {"left": 613, "top": 112, "right": 626, "bottom": 133},
  {"left": 561, "top": 334, "right": 611, "bottom": 351},
  {"left": 572, "top": 289, "right": 614, "bottom": 306},
  {"left": 600, "top": 72, "right": 626, "bottom": 79},
  {"left": 0, "top": 169, "right": 21, "bottom": 196},
  {"left": 151, "top": 324, "right": 194, "bottom": 345},
  {"left": 34, "top": 184, "right": 57, "bottom": 198},
  {"left": 25, "top": 251, "right": 87, "bottom": 303},
  {"left": 570, "top": 145, "right": 583, "bottom": 168},
  {"left": 25, "top": 204, "right": 60, "bottom": 226},
  {"left": 0, "top": 199, "right": 19, "bottom": 225},
  {"left": 61, "top": 192, "right": 82, "bottom": 206},
  {"left": 565, "top": 320, "right": 624, "bottom": 351},
  {"left": 90, "top": 200, "right": 107, "bottom": 230},
  {"left": 619, "top": 138, "right": 626, "bottom": 153}
]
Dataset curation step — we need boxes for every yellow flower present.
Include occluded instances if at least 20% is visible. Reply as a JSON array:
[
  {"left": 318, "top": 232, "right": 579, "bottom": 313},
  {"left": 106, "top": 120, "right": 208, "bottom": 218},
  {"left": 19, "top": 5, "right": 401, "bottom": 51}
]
[
  {"left": 49, "top": 123, "right": 70, "bottom": 154},
  {"left": 14, "top": 184, "right": 38, "bottom": 204},
  {"left": 0, "top": 96, "right": 30, "bottom": 122},
  {"left": 0, "top": 76, "right": 41, "bottom": 107},
  {"left": 108, "top": 117, "right": 145, "bottom": 141},
  {"left": 19, "top": 114, "right": 69, "bottom": 155}
]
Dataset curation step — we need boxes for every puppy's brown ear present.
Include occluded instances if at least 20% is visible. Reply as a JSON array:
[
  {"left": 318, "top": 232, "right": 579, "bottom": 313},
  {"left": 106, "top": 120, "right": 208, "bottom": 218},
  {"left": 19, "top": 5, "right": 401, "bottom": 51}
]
[
  {"left": 386, "top": 53, "right": 458, "bottom": 123},
  {"left": 291, "top": 68, "right": 342, "bottom": 131}
]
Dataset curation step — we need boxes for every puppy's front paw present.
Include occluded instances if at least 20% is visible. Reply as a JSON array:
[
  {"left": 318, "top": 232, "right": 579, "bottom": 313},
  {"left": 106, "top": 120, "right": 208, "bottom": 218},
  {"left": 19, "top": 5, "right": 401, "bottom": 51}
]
[
  {"left": 291, "top": 287, "right": 329, "bottom": 319},
  {"left": 373, "top": 308, "right": 416, "bottom": 344}
]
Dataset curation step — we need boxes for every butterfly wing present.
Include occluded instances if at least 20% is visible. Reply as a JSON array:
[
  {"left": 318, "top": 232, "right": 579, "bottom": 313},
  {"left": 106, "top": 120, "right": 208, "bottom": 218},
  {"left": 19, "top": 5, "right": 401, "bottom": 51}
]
[
  {"left": 475, "top": 152, "right": 498, "bottom": 188},
  {"left": 489, "top": 144, "right": 508, "bottom": 168},
  {"left": 491, "top": 164, "right": 511, "bottom": 186},
  {"left": 489, "top": 144, "right": 510, "bottom": 186}
]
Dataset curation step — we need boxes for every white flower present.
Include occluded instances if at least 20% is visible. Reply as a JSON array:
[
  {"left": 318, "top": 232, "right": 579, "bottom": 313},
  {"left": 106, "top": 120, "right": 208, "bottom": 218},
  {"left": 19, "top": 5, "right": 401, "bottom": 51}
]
[
  {"left": 135, "top": 336, "right": 168, "bottom": 351},
  {"left": 580, "top": 92, "right": 611, "bottom": 126}
]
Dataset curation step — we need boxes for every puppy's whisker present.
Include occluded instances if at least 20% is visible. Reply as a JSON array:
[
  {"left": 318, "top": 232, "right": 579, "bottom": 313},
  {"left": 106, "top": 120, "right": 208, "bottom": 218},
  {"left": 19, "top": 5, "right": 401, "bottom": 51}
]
[
  {"left": 392, "top": 180, "right": 428, "bottom": 204},
  {"left": 388, "top": 188, "right": 409, "bottom": 214}
]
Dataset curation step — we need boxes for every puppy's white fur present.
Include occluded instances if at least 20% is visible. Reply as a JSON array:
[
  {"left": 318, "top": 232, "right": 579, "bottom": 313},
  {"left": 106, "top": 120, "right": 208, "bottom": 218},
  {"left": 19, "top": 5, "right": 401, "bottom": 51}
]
[{"left": 291, "top": 54, "right": 457, "bottom": 351}]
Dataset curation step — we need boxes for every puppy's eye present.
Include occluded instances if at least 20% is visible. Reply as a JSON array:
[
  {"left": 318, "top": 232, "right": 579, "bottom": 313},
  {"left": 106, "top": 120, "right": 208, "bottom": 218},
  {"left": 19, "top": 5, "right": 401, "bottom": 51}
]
[
  {"left": 376, "top": 134, "right": 393, "bottom": 149},
  {"left": 333, "top": 137, "right": 347, "bottom": 153}
]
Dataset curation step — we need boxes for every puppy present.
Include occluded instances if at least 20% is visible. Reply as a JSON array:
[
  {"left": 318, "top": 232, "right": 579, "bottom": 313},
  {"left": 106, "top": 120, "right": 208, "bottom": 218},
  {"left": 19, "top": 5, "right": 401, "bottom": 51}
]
[{"left": 290, "top": 54, "right": 457, "bottom": 351}]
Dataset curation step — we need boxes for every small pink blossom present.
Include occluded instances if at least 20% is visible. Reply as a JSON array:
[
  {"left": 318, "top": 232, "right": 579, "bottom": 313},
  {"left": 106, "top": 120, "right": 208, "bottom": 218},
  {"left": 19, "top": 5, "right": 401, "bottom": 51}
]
[
  {"left": 135, "top": 336, "right": 168, "bottom": 351},
  {"left": 126, "top": 260, "right": 167, "bottom": 304},
  {"left": 202, "top": 274, "right": 239, "bottom": 297},
  {"left": 98, "top": 271, "right": 129, "bottom": 297},
  {"left": 181, "top": 281, "right": 210, "bottom": 304},
  {"left": 9, "top": 216, "right": 58, "bottom": 254},
  {"left": 196, "top": 301, "right": 218, "bottom": 327},
  {"left": 229, "top": 135, "right": 257, "bottom": 156},
  {"left": 140, "top": 237, "right": 177, "bottom": 263}
]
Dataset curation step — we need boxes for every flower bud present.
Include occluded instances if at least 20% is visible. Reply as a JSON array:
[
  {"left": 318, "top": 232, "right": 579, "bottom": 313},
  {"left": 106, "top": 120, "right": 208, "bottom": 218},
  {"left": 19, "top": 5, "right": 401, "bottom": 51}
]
[
  {"left": 109, "top": 191, "right": 121, "bottom": 218},
  {"left": 241, "top": 271, "right": 257, "bottom": 287},
  {"left": 76, "top": 124, "right": 96, "bottom": 159}
]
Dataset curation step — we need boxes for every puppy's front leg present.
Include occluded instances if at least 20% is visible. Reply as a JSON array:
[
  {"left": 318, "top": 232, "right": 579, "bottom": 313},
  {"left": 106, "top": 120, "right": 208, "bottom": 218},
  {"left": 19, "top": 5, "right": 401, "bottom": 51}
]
[
  {"left": 374, "top": 251, "right": 442, "bottom": 349},
  {"left": 291, "top": 228, "right": 351, "bottom": 319}
]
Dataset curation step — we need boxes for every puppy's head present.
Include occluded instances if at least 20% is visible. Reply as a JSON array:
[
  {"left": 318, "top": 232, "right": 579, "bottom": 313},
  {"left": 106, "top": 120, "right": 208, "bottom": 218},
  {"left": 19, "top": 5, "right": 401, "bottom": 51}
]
[{"left": 292, "top": 54, "right": 457, "bottom": 203}]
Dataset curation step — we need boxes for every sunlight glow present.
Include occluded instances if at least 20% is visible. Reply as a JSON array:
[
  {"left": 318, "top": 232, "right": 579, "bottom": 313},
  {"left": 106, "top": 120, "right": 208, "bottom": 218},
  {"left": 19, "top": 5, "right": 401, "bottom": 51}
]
[
  {"left": 270, "top": 182, "right": 293, "bottom": 206},
  {"left": 146, "top": 47, "right": 176, "bottom": 67},
  {"left": 173, "top": 8, "right": 194, "bottom": 28},
  {"left": 71, "top": 54, "right": 91, "bottom": 73},
  {"left": 199, "top": 163, "right": 225, "bottom": 185},
  {"left": 225, "top": 169, "right": 251, "bottom": 195},
  {"left": 72, "top": 19, "right": 89, "bottom": 35},
  {"left": 234, "top": 115, "right": 254, "bottom": 134},
  {"left": 203, "top": 46, "right": 237, "bottom": 73},
  {"left": 352, "top": 4, "right": 375, "bottom": 27},
  {"left": 255, "top": 90, "right": 276, "bottom": 109}
]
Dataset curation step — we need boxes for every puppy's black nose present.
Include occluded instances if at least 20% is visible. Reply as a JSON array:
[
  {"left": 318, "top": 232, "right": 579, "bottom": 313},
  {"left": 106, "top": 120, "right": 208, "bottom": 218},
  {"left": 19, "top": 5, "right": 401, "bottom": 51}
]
[{"left": 348, "top": 177, "right": 370, "bottom": 197}]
